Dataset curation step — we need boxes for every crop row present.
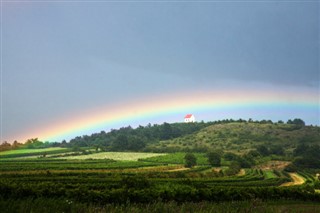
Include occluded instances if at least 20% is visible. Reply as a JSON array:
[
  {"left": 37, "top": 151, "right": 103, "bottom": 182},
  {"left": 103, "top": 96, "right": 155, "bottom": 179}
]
[
  {"left": 1, "top": 177, "right": 319, "bottom": 204},
  {"left": 0, "top": 170, "right": 288, "bottom": 187},
  {"left": 0, "top": 160, "right": 162, "bottom": 171}
]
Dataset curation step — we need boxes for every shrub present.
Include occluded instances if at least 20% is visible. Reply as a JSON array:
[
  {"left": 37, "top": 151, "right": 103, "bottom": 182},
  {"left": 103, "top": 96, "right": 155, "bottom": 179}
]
[{"left": 184, "top": 153, "right": 197, "bottom": 168}]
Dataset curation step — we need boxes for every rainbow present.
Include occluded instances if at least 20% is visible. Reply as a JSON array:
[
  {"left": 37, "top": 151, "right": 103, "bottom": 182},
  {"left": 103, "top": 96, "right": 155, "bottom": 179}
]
[{"left": 14, "top": 88, "right": 319, "bottom": 142}]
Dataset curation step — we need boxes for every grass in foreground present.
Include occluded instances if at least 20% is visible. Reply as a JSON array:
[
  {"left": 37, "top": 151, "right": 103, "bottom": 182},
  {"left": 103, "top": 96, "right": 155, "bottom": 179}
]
[{"left": 1, "top": 198, "right": 320, "bottom": 213}]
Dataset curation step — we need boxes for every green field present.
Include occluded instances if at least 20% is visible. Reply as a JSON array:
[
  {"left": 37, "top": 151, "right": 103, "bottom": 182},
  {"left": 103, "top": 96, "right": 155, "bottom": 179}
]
[
  {"left": 0, "top": 148, "right": 319, "bottom": 212},
  {"left": 0, "top": 147, "right": 72, "bottom": 159},
  {"left": 264, "top": 170, "right": 277, "bottom": 179},
  {"left": 140, "top": 152, "right": 210, "bottom": 165},
  {"left": 0, "top": 147, "right": 67, "bottom": 156}
]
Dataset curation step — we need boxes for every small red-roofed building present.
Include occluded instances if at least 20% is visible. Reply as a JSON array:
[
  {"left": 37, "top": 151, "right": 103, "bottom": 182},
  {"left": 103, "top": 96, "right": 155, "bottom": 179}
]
[{"left": 184, "top": 114, "right": 195, "bottom": 123}]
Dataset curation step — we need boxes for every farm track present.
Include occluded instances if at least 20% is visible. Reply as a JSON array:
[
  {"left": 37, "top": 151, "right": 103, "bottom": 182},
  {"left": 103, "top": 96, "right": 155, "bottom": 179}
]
[{"left": 281, "top": 173, "right": 305, "bottom": 186}]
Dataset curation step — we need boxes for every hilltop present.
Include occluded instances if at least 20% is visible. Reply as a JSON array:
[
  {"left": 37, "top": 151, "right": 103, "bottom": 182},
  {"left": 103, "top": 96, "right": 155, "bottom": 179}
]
[{"left": 152, "top": 122, "right": 320, "bottom": 154}]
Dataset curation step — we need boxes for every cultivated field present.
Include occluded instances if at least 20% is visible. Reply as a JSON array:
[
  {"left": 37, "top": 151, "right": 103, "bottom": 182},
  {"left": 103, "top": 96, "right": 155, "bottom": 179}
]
[
  {"left": 56, "top": 151, "right": 167, "bottom": 161},
  {"left": 1, "top": 147, "right": 319, "bottom": 212}
]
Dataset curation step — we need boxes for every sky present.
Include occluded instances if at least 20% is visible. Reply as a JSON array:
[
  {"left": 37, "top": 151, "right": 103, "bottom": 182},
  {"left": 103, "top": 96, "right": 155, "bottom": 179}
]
[{"left": 1, "top": 1, "right": 319, "bottom": 143}]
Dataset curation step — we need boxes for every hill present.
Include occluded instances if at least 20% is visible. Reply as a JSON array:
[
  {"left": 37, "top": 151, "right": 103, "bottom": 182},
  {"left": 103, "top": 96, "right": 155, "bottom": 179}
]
[
  {"left": 2, "top": 119, "right": 318, "bottom": 156},
  {"left": 152, "top": 122, "right": 320, "bottom": 154}
]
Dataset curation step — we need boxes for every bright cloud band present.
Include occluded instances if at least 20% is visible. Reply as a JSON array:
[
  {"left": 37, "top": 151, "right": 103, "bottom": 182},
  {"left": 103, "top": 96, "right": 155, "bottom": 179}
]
[{"left": 14, "top": 88, "right": 319, "bottom": 142}]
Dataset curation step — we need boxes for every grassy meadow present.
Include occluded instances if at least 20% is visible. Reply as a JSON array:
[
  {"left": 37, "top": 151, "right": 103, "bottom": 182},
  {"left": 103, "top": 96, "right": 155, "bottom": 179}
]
[{"left": 56, "top": 151, "right": 166, "bottom": 161}]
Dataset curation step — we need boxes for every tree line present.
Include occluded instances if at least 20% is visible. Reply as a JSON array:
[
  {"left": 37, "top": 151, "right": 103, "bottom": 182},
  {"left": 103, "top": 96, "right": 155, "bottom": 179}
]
[{"left": 0, "top": 118, "right": 309, "bottom": 153}]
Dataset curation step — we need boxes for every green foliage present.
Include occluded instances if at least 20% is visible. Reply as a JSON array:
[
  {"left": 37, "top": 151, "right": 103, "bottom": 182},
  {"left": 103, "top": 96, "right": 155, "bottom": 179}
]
[
  {"left": 121, "top": 175, "right": 151, "bottom": 189},
  {"left": 256, "top": 145, "right": 269, "bottom": 156},
  {"left": 269, "top": 145, "right": 285, "bottom": 155},
  {"left": 1, "top": 119, "right": 320, "bottom": 208},
  {"left": 287, "top": 118, "right": 305, "bottom": 126},
  {"left": 224, "top": 161, "right": 241, "bottom": 176},
  {"left": 66, "top": 122, "right": 212, "bottom": 152},
  {"left": 223, "top": 152, "right": 253, "bottom": 168},
  {"left": 207, "top": 151, "right": 221, "bottom": 167},
  {"left": 1, "top": 156, "right": 320, "bottom": 206},
  {"left": 153, "top": 122, "right": 319, "bottom": 155},
  {"left": 140, "top": 152, "right": 208, "bottom": 165},
  {"left": 0, "top": 159, "right": 160, "bottom": 171},
  {"left": 292, "top": 144, "right": 320, "bottom": 169},
  {"left": 223, "top": 152, "right": 239, "bottom": 161},
  {"left": 1, "top": 198, "right": 320, "bottom": 213},
  {"left": 184, "top": 153, "right": 197, "bottom": 168}
]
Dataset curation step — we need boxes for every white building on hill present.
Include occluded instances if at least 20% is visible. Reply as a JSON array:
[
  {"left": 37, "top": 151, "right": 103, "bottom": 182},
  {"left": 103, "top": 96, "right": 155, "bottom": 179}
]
[{"left": 184, "top": 114, "right": 195, "bottom": 123}]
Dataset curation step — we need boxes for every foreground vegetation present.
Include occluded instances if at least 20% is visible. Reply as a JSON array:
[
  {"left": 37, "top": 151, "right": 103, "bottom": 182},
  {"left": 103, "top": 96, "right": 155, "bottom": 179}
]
[
  {"left": 1, "top": 151, "right": 319, "bottom": 211},
  {"left": 1, "top": 198, "right": 320, "bottom": 213},
  {"left": 1, "top": 119, "right": 319, "bottom": 211}
]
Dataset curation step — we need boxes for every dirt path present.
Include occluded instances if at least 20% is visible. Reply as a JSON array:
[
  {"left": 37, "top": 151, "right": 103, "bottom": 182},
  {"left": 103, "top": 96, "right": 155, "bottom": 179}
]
[{"left": 281, "top": 173, "right": 305, "bottom": 186}]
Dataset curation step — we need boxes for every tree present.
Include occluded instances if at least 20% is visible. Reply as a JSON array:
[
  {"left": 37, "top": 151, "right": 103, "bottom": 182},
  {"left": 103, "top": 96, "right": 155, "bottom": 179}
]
[
  {"left": 12, "top": 140, "right": 21, "bottom": 148},
  {"left": 292, "top": 118, "right": 305, "bottom": 126},
  {"left": 0, "top": 141, "right": 11, "bottom": 151},
  {"left": 61, "top": 140, "right": 67, "bottom": 147},
  {"left": 207, "top": 151, "right": 221, "bottom": 167},
  {"left": 112, "top": 135, "right": 128, "bottom": 151},
  {"left": 127, "top": 136, "right": 146, "bottom": 151},
  {"left": 292, "top": 144, "right": 320, "bottom": 169},
  {"left": 293, "top": 143, "right": 308, "bottom": 156},
  {"left": 184, "top": 153, "right": 197, "bottom": 168},
  {"left": 160, "top": 122, "right": 173, "bottom": 140},
  {"left": 223, "top": 152, "right": 239, "bottom": 161},
  {"left": 25, "top": 138, "right": 43, "bottom": 149},
  {"left": 224, "top": 161, "right": 241, "bottom": 176}
]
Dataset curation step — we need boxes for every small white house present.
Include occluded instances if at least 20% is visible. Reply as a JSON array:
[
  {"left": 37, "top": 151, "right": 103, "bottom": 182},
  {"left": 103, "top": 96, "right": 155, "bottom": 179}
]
[{"left": 184, "top": 114, "right": 195, "bottom": 123}]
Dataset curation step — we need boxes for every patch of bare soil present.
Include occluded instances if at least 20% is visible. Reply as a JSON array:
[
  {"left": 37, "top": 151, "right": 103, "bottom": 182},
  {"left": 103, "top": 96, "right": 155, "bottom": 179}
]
[
  {"left": 212, "top": 168, "right": 222, "bottom": 173},
  {"left": 281, "top": 173, "right": 305, "bottom": 186},
  {"left": 237, "top": 169, "right": 246, "bottom": 176}
]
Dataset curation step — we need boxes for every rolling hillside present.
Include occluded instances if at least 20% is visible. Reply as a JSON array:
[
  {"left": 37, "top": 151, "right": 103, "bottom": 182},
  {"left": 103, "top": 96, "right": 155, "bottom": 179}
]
[{"left": 151, "top": 122, "right": 320, "bottom": 154}]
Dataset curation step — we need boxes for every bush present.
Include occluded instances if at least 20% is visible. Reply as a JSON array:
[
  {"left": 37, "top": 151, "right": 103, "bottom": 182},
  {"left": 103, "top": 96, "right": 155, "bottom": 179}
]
[{"left": 184, "top": 153, "right": 197, "bottom": 168}]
